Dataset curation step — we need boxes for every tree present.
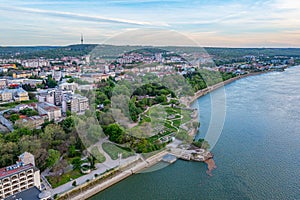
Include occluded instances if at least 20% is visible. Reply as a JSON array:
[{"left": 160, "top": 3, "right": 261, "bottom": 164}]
[
  {"left": 52, "top": 159, "right": 67, "bottom": 177},
  {"left": 60, "top": 116, "right": 74, "bottom": 133},
  {"left": 18, "top": 135, "right": 41, "bottom": 156},
  {"left": 155, "top": 95, "right": 167, "bottom": 104},
  {"left": 46, "top": 76, "right": 57, "bottom": 88},
  {"left": 68, "top": 145, "right": 77, "bottom": 157},
  {"left": 193, "top": 139, "right": 210, "bottom": 150},
  {"left": 66, "top": 110, "right": 72, "bottom": 117},
  {"left": 104, "top": 124, "right": 125, "bottom": 144},
  {"left": 72, "top": 180, "right": 77, "bottom": 187},
  {"left": 42, "top": 124, "right": 66, "bottom": 149},
  {"left": 0, "top": 142, "right": 19, "bottom": 167},
  {"left": 67, "top": 78, "right": 74, "bottom": 83},
  {"left": 46, "top": 149, "right": 60, "bottom": 168},
  {"left": 169, "top": 99, "right": 178, "bottom": 108},
  {"left": 10, "top": 114, "right": 20, "bottom": 123},
  {"left": 71, "top": 157, "right": 82, "bottom": 170},
  {"left": 19, "top": 108, "right": 38, "bottom": 116}
]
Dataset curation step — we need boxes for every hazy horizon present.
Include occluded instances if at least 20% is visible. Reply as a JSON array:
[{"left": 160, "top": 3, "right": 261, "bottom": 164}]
[
  {"left": 1, "top": 0, "right": 300, "bottom": 47},
  {"left": 2, "top": 43, "right": 300, "bottom": 49}
]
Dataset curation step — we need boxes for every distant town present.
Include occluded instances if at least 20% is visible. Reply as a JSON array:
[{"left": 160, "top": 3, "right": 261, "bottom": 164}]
[{"left": 0, "top": 44, "right": 299, "bottom": 200}]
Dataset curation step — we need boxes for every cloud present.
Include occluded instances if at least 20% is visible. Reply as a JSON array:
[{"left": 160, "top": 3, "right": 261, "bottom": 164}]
[
  {"left": 1, "top": 0, "right": 300, "bottom": 47},
  {"left": 0, "top": 6, "right": 168, "bottom": 27}
]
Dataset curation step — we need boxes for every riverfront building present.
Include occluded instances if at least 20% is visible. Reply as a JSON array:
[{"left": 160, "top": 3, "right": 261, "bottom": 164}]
[{"left": 0, "top": 152, "right": 50, "bottom": 200}]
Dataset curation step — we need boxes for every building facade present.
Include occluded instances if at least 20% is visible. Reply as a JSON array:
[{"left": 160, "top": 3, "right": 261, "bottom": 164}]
[
  {"left": 37, "top": 102, "right": 62, "bottom": 121},
  {"left": 62, "top": 93, "right": 89, "bottom": 114},
  {"left": 0, "top": 152, "right": 41, "bottom": 200}
]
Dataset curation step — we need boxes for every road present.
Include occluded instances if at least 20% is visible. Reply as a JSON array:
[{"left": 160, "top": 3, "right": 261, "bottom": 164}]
[{"left": 0, "top": 110, "right": 14, "bottom": 132}]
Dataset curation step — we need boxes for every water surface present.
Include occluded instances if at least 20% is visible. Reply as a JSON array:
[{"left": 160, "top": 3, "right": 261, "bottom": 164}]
[{"left": 90, "top": 67, "right": 300, "bottom": 200}]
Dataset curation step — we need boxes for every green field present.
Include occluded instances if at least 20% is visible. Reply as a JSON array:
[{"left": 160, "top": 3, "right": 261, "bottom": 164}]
[
  {"left": 47, "top": 169, "right": 83, "bottom": 188},
  {"left": 102, "top": 142, "right": 135, "bottom": 160},
  {"left": 134, "top": 105, "right": 193, "bottom": 141},
  {"left": 90, "top": 146, "right": 106, "bottom": 163}
]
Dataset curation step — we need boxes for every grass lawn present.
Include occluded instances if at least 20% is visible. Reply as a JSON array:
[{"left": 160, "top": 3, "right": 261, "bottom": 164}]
[
  {"left": 102, "top": 142, "right": 135, "bottom": 160},
  {"left": 46, "top": 169, "right": 83, "bottom": 188},
  {"left": 134, "top": 105, "right": 193, "bottom": 143},
  {"left": 172, "top": 119, "right": 182, "bottom": 128},
  {"left": 180, "top": 109, "right": 192, "bottom": 124},
  {"left": 90, "top": 146, "right": 106, "bottom": 163},
  {"left": 0, "top": 100, "right": 38, "bottom": 110}
]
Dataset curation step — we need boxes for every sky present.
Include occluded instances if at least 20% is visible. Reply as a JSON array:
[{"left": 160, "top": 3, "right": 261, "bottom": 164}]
[{"left": 0, "top": 0, "right": 300, "bottom": 47}]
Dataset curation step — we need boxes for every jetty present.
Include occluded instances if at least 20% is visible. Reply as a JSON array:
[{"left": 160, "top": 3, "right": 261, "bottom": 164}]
[{"left": 168, "top": 147, "right": 213, "bottom": 162}]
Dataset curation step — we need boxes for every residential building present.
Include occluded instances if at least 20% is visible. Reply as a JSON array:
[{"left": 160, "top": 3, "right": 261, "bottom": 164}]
[
  {"left": 12, "top": 88, "right": 29, "bottom": 102},
  {"left": 5, "top": 185, "right": 51, "bottom": 200},
  {"left": 1, "top": 64, "right": 17, "bottom": 69},
  {"left": 37, "top": 102, "right": 61, "bottom": 121},
  {"left": 52, "top": 70, "right": 62, "bottom": 81},
  {"left": 37, "top": 91, "right": 55, "bottom": 105},
  {"left": 59, "top": 82, "right": 78, "bottom": 92},
  {"left": 0, "top": 79, "right": 7, "bottom": 89},
  {"left": 62, "top": 93, "right": 89, "bottom": 114},
  {"left": 15, "top": 116, "right": 45, "bottom": 129},
  {"left": 12, "top": 71, "right": 32, "bottom": 79},
  {"left": 0, "top": 152, "right": 42, "bottom": 200},
  {"left": 0, "top": 89, "right": 13, "bottom": 102}
]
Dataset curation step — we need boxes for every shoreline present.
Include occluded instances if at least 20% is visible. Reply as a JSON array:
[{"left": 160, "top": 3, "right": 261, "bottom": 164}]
[
  {"left": 57, "top": 150, "right": 168, "bottom": 200},
  {"left": 56, "top": 70, "right": 272, "bottom": 200},
  {"left": 187, "top": 71, "right": 267, "bottom": 106}
]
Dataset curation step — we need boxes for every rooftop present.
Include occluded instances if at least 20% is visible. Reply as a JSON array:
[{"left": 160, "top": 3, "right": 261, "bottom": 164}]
[
  {"left": 0, "top": 163, "right": 35, "bottom": 180},
  {"left": 37, "top": 102, "right": 61, "bottom": 111},
  {"left": 5, "top": 186, "right": 42, "bottom": 200}
]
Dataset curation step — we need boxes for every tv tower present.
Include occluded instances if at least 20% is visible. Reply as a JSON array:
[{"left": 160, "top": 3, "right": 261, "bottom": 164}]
[{"left": 81, "top": 34, "right": 83, "bottom": 45}]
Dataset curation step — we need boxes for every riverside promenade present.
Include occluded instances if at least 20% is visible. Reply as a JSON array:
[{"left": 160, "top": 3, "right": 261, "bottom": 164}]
[{"left": 57, "top": 150, "right": 168, "bottom": 200}]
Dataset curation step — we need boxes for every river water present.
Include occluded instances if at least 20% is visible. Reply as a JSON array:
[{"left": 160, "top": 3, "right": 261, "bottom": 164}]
[{"left": 90, "top": 67, "right": 300, "bottom": 200}]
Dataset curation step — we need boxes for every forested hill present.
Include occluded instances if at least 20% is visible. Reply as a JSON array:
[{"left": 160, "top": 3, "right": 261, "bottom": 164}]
[
  {"left": 0, "top": 44, "right": 96, "bottom": 59},
  {"left": 1, "top": 44, "right": 300, "bottom": 60}
]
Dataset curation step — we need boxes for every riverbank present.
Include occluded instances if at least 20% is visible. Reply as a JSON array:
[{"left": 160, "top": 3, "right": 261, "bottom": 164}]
[
  {"left": 56, "top": 71, "right": 269, "bottom": 200},
  {"left": 87, "top": 66, "right": 300, "bottom": 200},
  {"left": 57, "top": 150, "right": 168, "bottom": 200},
  {"left": 187, "top": 71, "right": 267, "bottom": 106}
]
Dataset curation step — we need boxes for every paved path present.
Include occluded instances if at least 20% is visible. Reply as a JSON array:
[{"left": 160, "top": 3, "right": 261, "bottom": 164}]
[{"left": 50, "top": 138, "right": 140, "bottom": 196}]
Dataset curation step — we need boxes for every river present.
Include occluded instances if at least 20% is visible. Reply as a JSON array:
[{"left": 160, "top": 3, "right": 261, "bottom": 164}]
[{"left": 90, "top": 66, "right": 300, "bottom": 200}]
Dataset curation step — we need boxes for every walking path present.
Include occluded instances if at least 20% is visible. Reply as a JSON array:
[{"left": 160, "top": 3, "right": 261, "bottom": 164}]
[{"left": 50, "top": 153, "right": 140, "bottom": 196}]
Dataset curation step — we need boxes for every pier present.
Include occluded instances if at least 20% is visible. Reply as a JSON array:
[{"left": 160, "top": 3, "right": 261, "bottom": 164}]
[{"left": 168, "top": 147, "right": 213, "bottom": 162}]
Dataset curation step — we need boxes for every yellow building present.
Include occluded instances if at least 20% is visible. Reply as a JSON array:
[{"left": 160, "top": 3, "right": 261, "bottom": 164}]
[{"left": 12, "top": 71, "right": 32, "bottom": 79}]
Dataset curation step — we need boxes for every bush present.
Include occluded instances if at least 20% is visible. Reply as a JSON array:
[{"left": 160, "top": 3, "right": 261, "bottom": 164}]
[{"left": 72, "top": 180, "right": 77, "bottom": 187}]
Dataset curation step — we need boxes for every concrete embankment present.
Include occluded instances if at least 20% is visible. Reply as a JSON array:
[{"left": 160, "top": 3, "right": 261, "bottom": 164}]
[{"left": 59, "top": 150, "right": 168, "bottom": 200}]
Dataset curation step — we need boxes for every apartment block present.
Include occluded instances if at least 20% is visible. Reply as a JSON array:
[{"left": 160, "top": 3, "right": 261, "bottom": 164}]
[
  {"left": 0, "top": 152, "right": 43, "bottom": 200},
  {"left": 37, "top": 102, "right": 61, "bottom": 121}
]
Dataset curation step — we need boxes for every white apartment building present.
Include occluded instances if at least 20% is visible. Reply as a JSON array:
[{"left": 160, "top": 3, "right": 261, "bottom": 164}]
[
  {"left": 59, "top": 82, "right": 78, "bottom": 92},
  {"left": 0, "top": 152, "right": 42, "bottom": 200},
  {"left": 62, "top": 93, "right": 89, "bottom": 114}
]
